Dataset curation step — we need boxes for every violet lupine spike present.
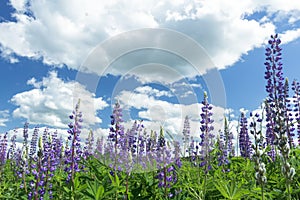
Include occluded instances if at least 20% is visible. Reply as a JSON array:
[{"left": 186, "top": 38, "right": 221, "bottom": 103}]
[
  {"left": 217, "top": 130, "right": 229, "bottom": 172},
  {"left": 145, "top": 130, "right": 157, "bottom": 169},
  {"left": 29, "top": 127, "right": 39, "bottom": 159},
  {"left": 224, "top": 117, "right": 235, "bottom": 157},
  {"left": 64, "top": 99, "right": 84, "bottom": 183},
  {"left": 95, "top": 136, "right": 104, "bottom": 160},
  {"left": 106, "top": 101, "right": 125, "bottom": 172},
  {"left": 291, "top": 80, "right": 300, "bottom": 145},
  {"left": 22, "top": 122, "right": 29, "bottom": 158},
  {"left": 0, "top": 132, "right": 8, "bottom": 166},
  {"left": 283, "top": 78, "right": 295, "bottom": 148},
  {"left": 239, "top": 112, "right": 252, "bottom": 158},
  {"left": 264, "top": 101, "right": 276, "bottom": 161},
  {"left": 182, "top": 115, "right": 191, "bottom": 157},
  {"left": 173, "top": 141, "right": 182, "bottom": 168},
  {"left": 155, "top": 127, "right": 178, "bottom": 198},
  {"left": 7, "top": 133, "right": 17, "bottom": 160},
  {"left": 264, "top": 33, "right": 285, "bottom": 103},
  {"left": 264, "top": 35, "right": 295, "bottom": 193},
  {"left": 199, "top": 92, "right": 214, "bottom": 173},
  {"left": 249, "top": 112, "right": 267, "bottom": 186},
  {"left": 83, "top": 130, "right": 94, "bottom": 158}
]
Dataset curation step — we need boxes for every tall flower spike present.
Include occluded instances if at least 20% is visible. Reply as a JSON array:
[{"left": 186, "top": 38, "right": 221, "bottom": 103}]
[
  {"left": 182, "top": 115, "right": 191, "bottom": 157},
  {"left": 106, "top": 101, "right": 125, "bottom": 172},
  {"left": 64, "top": 99, "right": 84, "bottom": 184},
  {"left": 239, "top": 112, "right": 252, "bottom": 158},
  {"left": 29, "top": 127, "right": 39, "bottom": 159},
  {"left": 224, "top": 117, "right": 235, "bottom": 157},
  {"left": 264, "top": 34, "right": 295, "bottom": 199},
  {"left": 199, "top": 92, "right": 214, "bottom": 173},
  {"left": 291, "top": 80, "right": 300, "bottom": 145},
  {"left": 0, "top": 133, "right": 8, "bottom": 166}
]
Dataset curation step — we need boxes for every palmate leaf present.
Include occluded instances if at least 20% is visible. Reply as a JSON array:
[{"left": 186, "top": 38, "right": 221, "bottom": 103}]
[{"left": 214, "top": 179, "right": 248, "bottom": 200}]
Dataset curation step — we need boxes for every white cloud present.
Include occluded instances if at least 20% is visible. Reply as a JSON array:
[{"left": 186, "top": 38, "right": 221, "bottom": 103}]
[
  {"left": 11, "top": 71, "right": 108, "bottom": 128},
  {"left": 116, "top": 85, "right": 232, "bottom": 140},
  {"left": 0, "top": 110, "right": 9, "bottom": 127},
  {"left": 280, "top": 29, "right": 300, "bottom": 44},
  {"left": 134, "top": 86, "right": 173, "bottom": 97},
  {"left": 0, "top": 0, "right": 300, "bottom": 84}
]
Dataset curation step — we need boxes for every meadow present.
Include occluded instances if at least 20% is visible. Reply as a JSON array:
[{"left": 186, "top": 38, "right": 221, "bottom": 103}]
[{"left": 0, "top": 34, "right": 300, "bottom": 200}]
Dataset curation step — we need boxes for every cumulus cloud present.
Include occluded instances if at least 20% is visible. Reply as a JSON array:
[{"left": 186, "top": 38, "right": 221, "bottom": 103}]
[
  {"left": 280, "top": 28, "right": 300, "bottom": 44},
  {"left": 11, "top": 71, "right": 108, "bottom": 128},
  {"left": 116, "top": 85, "right": 232, "bottom": 140},
  {"left": 134, "top": 86, "right": 173, "bottom": 98},
  {"left": 0, "top": 0, "right": 300, "bottom": 84},
  {"left": 0, "top": 110, "right": 9, "bottom": 127}
]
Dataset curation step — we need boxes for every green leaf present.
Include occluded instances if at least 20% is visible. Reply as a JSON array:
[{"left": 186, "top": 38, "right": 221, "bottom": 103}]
[{"left": 96, "top": 185, "right": 104, "bottom": 200}]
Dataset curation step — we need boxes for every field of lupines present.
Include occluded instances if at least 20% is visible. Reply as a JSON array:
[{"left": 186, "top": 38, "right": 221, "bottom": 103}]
[{"left": 0, "top": 34, "right": 300, "bottom": 200}]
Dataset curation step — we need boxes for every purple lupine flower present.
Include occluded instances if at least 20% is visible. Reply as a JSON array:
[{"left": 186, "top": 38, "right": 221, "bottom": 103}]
[
  {"left": 0, "top": 132, "right": 8, "bottom": 166},
  {"left": 7, "top": 133, "right": 17, "bottom": 160},
  {"left": 239, "top": 112, "right": 252, "bottom": 158},
  {"left": 182, "top": 115, "right": 191, "bottom": 157},
  {"left": 264, "top": 101, "right": 276, "bottom": 161},
  {"left": 29, "top": 127, "right": 39, "bottom": 159},
  {"left": 264, "top": 34, "right": 285, "bottom": 156},
  {"left": 291, "top": 80, "right": 300, "bottom": 145},
  {"left": 104, "top": 101, "right": 128, "bottom": 176},
  {"left": 224, "top": 117, "right": 235, "bottom": 157},
  {"left": 28, "top": 128, "right": 61, "bottom": 200},
  {"left": 283, "top": 78, "right": 295, "bottom": 148},
  {"left": 189, "top": 137, "right": 200, "bottom": 166},
  {"left": 199, "top": 92, "right": 214, "bottom": 173},
  {"left": 154, "top": 127, "right": 181, "bottom": 198},
  {"left": 83, "top": 130, "right": 94, "bottom": 158},
  {"left": 95, "top": 136, "right": 104, "bottom": 158},
  {"left": 217, "top": 130, "right": 229, "bottom": 172},
  {"left": 145, "top": 130, "right": 157, "bottom": 170},
  {"left": 264, "top": 34, "right": 295, "bottom": 196},
  {"left": 64, "top": 99, "right": 84, "bottom": 184},
  {"left": 173, "top": 141, "right": 182, "bottom": 168},
  {"left": 249, "top": 112, "right": 267, "bottom": 186},
  {"left": 264, "top": 34, "right": 284, "bottom": 103},
  {"left": 137, "top": 122, "right": 147, "bottom": 168}
]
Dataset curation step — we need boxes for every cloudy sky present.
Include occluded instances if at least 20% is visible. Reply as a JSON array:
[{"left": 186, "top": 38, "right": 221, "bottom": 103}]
[{"left": 1, "top": 0, "right": 300, "bottom": 142}]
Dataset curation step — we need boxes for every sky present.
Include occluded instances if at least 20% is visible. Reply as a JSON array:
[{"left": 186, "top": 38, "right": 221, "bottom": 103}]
[{"left": 0, "top": 0, "right": 300, "bottom": 143}]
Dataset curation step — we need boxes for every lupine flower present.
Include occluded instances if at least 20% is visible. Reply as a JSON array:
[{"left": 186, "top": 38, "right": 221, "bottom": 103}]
[
  {"left": 28, "top": 128, "right": 61, "bottom": 200},
  {"left": 283, "top": 78, "right": 295, "bottom": 148},
  {"left": 106, "top": 101, "right": 125, "bottom": 173},
  {"left": 264, "top": 101, "right": 276, "bottom": 161},
  {"left": 189, "top": 137, "right": 201, "bottom": 167},
  {"left": 17, "top": 123, "right": 31, "bottom": 192},
  {"left": 239, "top": 112, "right": 252, "bottom": 158},
  {"left": 249, "top": 112, "right": 267, "bottom": 186},
  {"left": 29, "top": 127, "right": 39, "bottom": 159},
  {"left": 182, "top": 115, "right": 191, "bottom": 157},
  {"left": 291, "top": 80, "right": 300, "bottom": 145},
  {"left": 264, "top": 34, "right": 295, "bottom": 198},
  {"left": 0, "top": 132, "right": 8, "bottom": 166},
  {"left": 64, "top": 99, "right": 84, "bottom": 184},
  {"left": 217, "top": 130, "right": 229, "bottom": 172},
  {"left": 7, "top": 133, "right": 17, "bottom": 161},
  {"left": 199, "top": 92, "right": 214, "bottom": 173},
  {"left": 83, "top": 130, "right": 94, "bottom": 158},
  {"left": 224, "top": 117, "right": 235, "bottom": 157},
  {"left": 155, "top": 127, "right": 178, "bottom": 198},
  {"left": 95, "top": 136, "right": 104, "bottom": 158}
]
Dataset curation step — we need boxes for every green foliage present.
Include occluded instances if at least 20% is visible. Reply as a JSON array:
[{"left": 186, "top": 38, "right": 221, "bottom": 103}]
[{"left": 2, "top": 148, "right": 300, "bottom": 199}]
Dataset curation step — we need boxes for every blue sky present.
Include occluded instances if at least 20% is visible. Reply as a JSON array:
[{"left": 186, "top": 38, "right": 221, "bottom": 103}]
[{"left": 1, "top": 0, "right": 300, "bottom": 140}]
